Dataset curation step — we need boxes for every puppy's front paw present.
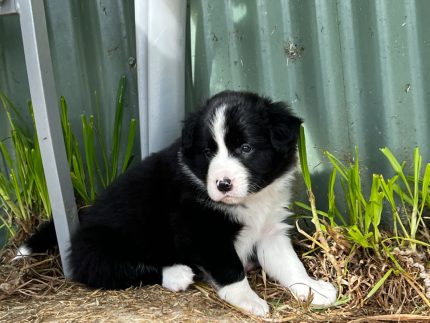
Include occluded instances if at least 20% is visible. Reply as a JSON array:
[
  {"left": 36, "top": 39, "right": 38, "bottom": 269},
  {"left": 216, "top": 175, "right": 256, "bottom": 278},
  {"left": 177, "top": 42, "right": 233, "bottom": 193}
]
[
  {"left": 162, "top": 264, "right": 194, "bottom": 292},
  {"left": 289, "top": 279, "right": 337, "bottom": 307},
  {"left": 12, "top": 245, "right": 32, "bottom": 261},
  {"left": 218, "top": 279, "right": 269, "bottom": 316}
]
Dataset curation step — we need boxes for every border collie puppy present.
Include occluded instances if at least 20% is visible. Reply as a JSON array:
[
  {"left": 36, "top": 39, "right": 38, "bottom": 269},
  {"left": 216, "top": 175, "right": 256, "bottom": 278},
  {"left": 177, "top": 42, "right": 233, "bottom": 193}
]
[{"left": 17, "top": 91, "right": 336, "bottom": 316}]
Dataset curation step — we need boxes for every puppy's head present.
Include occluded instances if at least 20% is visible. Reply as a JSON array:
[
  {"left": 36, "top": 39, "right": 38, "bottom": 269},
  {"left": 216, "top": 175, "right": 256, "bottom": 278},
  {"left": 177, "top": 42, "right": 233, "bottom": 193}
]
[{"left": 181, "top": 91, "right": 302, "bottom": 205}]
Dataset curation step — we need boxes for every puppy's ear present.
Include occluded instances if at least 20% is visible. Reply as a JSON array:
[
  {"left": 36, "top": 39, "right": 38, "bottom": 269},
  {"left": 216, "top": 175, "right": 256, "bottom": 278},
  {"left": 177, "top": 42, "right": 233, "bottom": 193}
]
[
  {"left": 268, "top": 102, "right": 303, "bottom": 154},
  {"left": 182, "top": 112, "right": 199, "bottom": 150}
]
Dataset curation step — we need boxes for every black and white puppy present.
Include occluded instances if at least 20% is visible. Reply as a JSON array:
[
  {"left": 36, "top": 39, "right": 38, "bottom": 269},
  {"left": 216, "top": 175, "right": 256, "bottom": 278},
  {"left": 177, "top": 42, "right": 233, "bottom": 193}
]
[{"left": 17, "top": 91, "right": 336, "bottom": 316}]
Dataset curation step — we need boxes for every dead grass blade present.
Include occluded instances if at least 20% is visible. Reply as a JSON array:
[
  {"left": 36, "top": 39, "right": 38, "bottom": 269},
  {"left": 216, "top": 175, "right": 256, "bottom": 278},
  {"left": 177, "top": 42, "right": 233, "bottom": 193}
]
[{"left": 349, "top": 314, "right": 430, "bottom": 322}]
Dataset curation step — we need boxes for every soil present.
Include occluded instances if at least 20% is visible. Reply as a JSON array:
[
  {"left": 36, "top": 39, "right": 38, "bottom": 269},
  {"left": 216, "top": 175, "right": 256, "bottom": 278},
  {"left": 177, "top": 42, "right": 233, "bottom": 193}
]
[{"left": 1, "top": 237, "right": 430, "bottom": 322}]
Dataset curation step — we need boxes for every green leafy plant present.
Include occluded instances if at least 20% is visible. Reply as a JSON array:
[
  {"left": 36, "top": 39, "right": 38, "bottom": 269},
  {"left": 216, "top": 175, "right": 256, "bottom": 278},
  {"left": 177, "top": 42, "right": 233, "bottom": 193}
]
[
  {"left": 0, "top": 76, "right": 137, "bottom": 240},
  {"left": 296, "top": 127, "right": 430, "bottom": 305},
  {"left": 60, "top": 76, "right": 137, "bottom": 205},
  {"left": 0, "top": 94, "right": 51, "bottom": 237},
  {"left": 380, "top": 147, "right": 430, "bottom": 251},
  {"left": 322, "top": 148, "right": 384, "bottom": 255}
]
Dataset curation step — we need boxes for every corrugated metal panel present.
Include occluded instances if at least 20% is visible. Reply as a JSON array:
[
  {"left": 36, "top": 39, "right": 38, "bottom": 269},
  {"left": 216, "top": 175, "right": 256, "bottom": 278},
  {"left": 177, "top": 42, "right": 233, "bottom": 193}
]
[
  {"left": 188, "top": 0, "right": 430, "bottom": 194},
  {"left": 0, "top": 0, "right": 138, "bottom": 151},
  {"left": 1, "top": 0, "right": 430, "bottom": 197}
]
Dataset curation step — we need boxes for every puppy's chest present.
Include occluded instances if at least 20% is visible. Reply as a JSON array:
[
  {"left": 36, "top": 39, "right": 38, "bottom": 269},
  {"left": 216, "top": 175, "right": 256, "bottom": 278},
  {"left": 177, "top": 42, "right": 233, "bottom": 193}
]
[{"left": 232, "top": 197, "right": 291, "bottom": 266}]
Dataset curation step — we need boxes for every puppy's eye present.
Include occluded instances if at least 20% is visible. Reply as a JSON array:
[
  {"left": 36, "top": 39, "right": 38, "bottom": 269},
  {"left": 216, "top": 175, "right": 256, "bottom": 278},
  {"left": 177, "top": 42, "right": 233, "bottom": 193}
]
[
  {"left": 203, "top": 148, "right": 212, "bottom": 158},
  {"left": 241, "top": 144, "right": 253, "bottom": 154}
]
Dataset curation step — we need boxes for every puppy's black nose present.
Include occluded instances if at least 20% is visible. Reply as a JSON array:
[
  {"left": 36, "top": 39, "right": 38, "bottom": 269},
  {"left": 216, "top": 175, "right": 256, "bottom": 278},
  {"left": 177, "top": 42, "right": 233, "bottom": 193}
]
[{"left": 217, "top": 178, "right": 232, "bottom": 192}]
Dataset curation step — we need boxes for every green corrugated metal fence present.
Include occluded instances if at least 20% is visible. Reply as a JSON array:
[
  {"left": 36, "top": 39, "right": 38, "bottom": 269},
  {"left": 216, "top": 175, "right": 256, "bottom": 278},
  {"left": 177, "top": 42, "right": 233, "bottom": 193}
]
[
  {"left": 0, "top": 0, "right": 137, "bottom": 151},
  {"left": 1, "top": 0, "right": 430, "bottom": 228},
  {"left": 188, "top": 0, "right": 430, "bottom": 186}
]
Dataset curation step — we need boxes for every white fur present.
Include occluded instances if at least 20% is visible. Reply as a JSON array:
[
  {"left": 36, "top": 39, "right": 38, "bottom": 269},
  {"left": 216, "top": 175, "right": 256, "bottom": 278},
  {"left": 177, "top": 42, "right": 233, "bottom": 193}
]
[
  {"left": 218, "top": 278, "right": 269, "bottom": 316},
  {"left": 257, "top": 228, "right": 337, "bottom": 306},
  {"left": 12, "top": 245, "right": 32, "bottom": 261},
  {"left": 231, "top": 170, "right": 337, "bottom": 307},
  {"left": 207, "top": 105, "right": 249, "bottom": 204},
  {"left": 288, "top": 279, "right": 337, "bottom": 306},
  {"left": 232, "top": 172, "right": 295, "bottom": 265},
  {"left": 162, "top": 264, "right": 195, "bottom": 292}
]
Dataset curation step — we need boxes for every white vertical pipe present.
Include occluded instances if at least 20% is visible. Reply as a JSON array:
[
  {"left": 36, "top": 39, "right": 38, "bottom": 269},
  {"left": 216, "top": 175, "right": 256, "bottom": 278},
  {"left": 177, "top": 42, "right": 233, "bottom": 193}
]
[
  {"left": 135, "top": 0, "right": 186, "bottom": 158},
  {"left": 135, "top": 0, "right": 149, "bottom": 158},
  {"left": 16, "top": 0, "right": 78, "bottom": 278}
]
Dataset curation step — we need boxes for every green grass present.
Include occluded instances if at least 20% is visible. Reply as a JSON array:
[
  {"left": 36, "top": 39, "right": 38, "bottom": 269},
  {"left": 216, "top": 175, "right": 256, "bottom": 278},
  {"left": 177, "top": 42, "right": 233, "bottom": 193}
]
[
  {"left": 0, "top": 76, "right": 137, "bottom": 240},
  {"left": 0, "top": 95, "right": 51, "bottom": 236},
  {"left": 296, "top": 126, "right": 430, "bottom": 303},
  {"left": 60, "top": 76, "right": 137, "bottom": 204},
  {"left": 380, "top": 147, "right": 430, "bottom": 251}
]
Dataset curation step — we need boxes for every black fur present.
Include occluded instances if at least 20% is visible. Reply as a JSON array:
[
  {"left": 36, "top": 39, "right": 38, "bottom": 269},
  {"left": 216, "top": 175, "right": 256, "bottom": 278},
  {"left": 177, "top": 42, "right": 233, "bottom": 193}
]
[
  {"left": 23, "top": 91, "right": 302, "bottom": 291},
  {"left": 23, "top": 220, "right": 57, "bottom": 254}
]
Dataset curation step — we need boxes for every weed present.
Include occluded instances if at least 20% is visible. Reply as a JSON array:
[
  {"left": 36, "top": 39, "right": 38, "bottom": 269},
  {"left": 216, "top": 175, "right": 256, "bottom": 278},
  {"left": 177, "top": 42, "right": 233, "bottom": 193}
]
[
  {"left": 0, "top": 76, "right": 137, "bottom": 240},
  {"left": 296, "top": 126, "right": 430, "bottom": 306},
  {"left": 60, "top": 77, "right": 136, "bottom": 205},
  {"left": 0, "top": 95, "right": 51, "bottom": 237},
  {"left": 61, "top": 76, "right": 137, "bottom": 205},
  {"left": 380, "top": 147, "right": 430, "bottom": 251}
]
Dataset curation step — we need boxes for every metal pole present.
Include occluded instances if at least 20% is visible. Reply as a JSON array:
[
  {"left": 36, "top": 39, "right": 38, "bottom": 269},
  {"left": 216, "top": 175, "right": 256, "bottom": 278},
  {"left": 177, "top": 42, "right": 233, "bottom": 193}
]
[
  {"left": 135, "top": 0, "right": 186, "bottom": 158},
  {"left": 16, "top": 0, "right": 78, "bottom": 278},
  {"left": 134, "top": 0, "right": 149, "bottom": 158}
]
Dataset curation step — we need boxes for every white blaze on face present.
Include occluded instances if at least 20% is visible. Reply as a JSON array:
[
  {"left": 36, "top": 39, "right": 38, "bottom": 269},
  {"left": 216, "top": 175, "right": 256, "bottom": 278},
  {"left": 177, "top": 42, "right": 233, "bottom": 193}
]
[{"left": 207, "top": 105, "right": 249, "bottom": 204}]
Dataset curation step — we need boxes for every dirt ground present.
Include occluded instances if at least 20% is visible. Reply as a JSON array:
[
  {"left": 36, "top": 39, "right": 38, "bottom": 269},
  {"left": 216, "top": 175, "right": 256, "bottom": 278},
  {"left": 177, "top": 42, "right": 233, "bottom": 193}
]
[
  {"left": 1, "top": 246, "right": 430, "bottom": 322},
  {"left": 2, "top": 279, "right": 430, "bottom": 323}
]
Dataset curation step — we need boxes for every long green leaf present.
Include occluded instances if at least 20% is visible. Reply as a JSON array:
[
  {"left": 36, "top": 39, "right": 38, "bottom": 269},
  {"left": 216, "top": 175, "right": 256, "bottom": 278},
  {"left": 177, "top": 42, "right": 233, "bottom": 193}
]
[
  {"left": 111, "top": 75, "right": 126, "bottom": 181},
  {"left": 0, "top": 141, "right": 13, "bottom": 171},
  {"left": 324, "top": 151, "right": 348, "bottom": 180},
  {"left": 60, "top": 96, "right": 74, "bottom": 166},
  {"left": 82, "top": 115, "right": 96, "bottom": 201},
  {"left": 121, "top": 118, "right": 137, "bottom": 173},
  {"left": 365, "top": 268, "right": 394, "bottom": 301},
  {"left": 294, "top": 201, "right": 329, "bottom": 217},
  {"left": 327, "top": 168, "right": 337, "bottom": 226},
  {"left": 380, "top": 147, "right": 413, "bottom": 197},
  {"left": 93, "top": 93, "right": 110, "bottom": 187},
  {"left": 298, "top": 125, "right": 311, "bottom": 190},
  {"left": 421, "top": 163, "right": 430, "bottom": 212}
]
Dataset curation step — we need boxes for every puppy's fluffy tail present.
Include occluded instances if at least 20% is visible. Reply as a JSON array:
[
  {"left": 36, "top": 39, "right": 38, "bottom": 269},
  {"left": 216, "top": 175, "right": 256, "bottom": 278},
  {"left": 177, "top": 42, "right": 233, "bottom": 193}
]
[{"left": 14, "top": 220, "right": 57, "bottom": 260}]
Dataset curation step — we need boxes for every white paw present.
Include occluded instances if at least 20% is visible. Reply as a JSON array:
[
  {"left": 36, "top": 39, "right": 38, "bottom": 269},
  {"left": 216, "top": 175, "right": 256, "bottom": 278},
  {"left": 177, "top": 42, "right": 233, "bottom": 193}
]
[
  {"left": 218, "top": 278, "right": 269, "bottom": 316},
  {"left": 162, "top": 264, "right": 194, "bottom": 292},
  {"left": 11, "top": 245, "right": 32, "bottom": 261},
  {"left": 289, "top": 279, "right": 337, "bottom": 307}
]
